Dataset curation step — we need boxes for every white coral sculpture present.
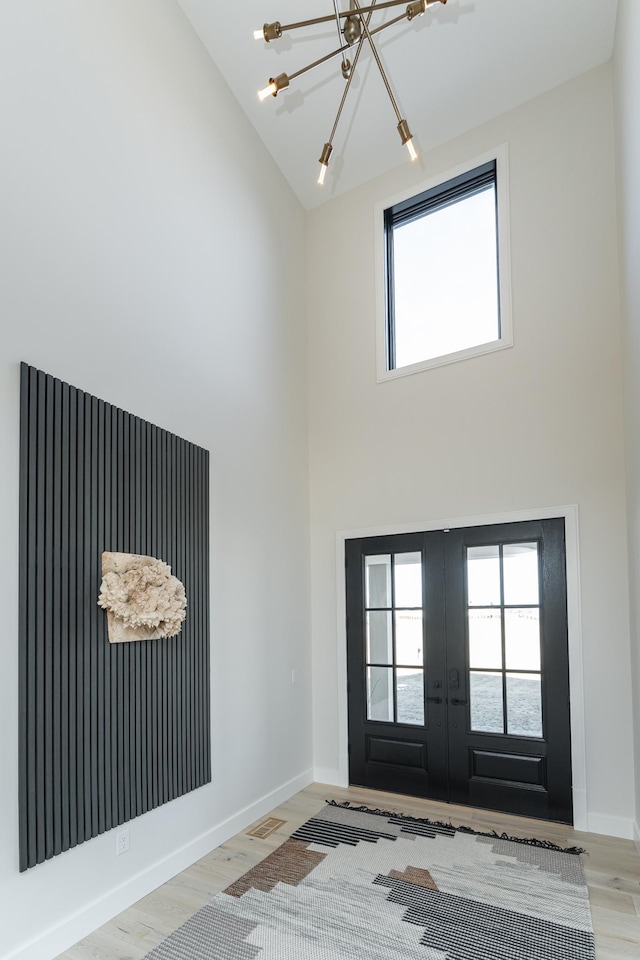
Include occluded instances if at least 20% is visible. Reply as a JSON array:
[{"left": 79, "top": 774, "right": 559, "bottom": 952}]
[{"left": 98, "top": 555, "right": 187, "bottom": 640}]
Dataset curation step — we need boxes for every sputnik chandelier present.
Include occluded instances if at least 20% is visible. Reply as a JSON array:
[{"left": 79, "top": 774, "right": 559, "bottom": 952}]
[{"left": 255, "top": 0, "right": 447, "bottom": 185}]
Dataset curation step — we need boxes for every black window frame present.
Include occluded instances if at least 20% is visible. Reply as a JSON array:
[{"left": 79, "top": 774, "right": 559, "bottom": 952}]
[{"left": 384, "top": 159, "right": 500, "bottom": 372}]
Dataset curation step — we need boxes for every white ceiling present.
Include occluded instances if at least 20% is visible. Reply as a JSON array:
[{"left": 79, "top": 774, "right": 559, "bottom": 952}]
[{"left": 176, "top": 0, "right": 619, "bottom": 210}]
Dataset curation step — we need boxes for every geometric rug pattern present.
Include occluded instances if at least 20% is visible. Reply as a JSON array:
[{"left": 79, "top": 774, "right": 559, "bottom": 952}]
[{"left": 143, "top": 802, "right": 595, "bottom": 960}]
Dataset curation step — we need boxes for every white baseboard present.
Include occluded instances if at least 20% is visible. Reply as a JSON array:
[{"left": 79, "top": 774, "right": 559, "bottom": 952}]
[
  {"left": 312, "top": 766, "right": 346, "bottom": 787},
  {"left": 586, "top": 810, "right": 635, "bottom": 840},
  {"left": 6, "top": 768, "right": 314, "bottom": 960}
]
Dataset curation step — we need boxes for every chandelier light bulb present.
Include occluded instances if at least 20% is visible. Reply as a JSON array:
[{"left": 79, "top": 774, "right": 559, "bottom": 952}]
[
  {"left": 254, "top": 29, "right": 265, "bottom": 40},
  {"left": 317, "top": 142, "right": 333, "bottom": 185},
  {"left": 258, "top": 73, "right": 290, "bottom": 101},
  {"left": 258, "top": 82, "right": 277, "bottom": 101},
  {"left": 398, "top": 119, "right": 417, "bottom": 161}
]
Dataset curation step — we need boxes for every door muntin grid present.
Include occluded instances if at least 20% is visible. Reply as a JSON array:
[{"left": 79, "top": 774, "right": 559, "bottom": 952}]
[
  {"left": 466, "top": 542, "right": 543, "bottom": 739},
  {"left": 364, "top": 552, "right": 425, "bottom": 726}
]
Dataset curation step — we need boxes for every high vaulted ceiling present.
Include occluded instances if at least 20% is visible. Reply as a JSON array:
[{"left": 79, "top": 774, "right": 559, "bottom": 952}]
[{"left": 177, "top": 0, "right": 619, "bottom": 210}]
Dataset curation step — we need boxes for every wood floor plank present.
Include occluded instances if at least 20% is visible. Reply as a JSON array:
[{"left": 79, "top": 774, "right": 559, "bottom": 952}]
[
  {"left": 588, "top": 884, "right": 637, "bottom": 914},
  {"left": 56, "top": 783, "right": 640, "bottom": 960}
]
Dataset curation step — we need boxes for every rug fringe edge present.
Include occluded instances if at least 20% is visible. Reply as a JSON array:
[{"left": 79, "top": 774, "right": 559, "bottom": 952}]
[{"left": 325, "top": 800, "right": 586, "bottom": 855}]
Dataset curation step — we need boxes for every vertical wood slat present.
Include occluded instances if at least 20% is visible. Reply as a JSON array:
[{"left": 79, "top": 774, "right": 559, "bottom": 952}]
[
  {"left": 116, "top": 406, "right": 125, "bottom": 827},
  {"left": 68, "top": 384, "right": 78, "bottom": 850},
  {"left": 95, "top": 396, "right": 106, "bottom": 836},
  {"left": 18, "top": 364, "right": 210, "bottom": 871},
  {"left": 173, "top": 435, "right": 179, "bottom": 802},
  {"left": 168, "top": 433, "right": 176, "bottom": 803},
  {"left": 102, "top": 402, "right": 112, "bottom": 834},
  {"left": 52, "top": 376, "right": 62, "bottom": 856},
  {"left": 44, "top": 374, "right": 55, "bottom": 860},
  {"left": 123, "top": 411, "right": 133, "bottom": 824},
  {"left": 75, "top": 388, "right": 86, "bottom": 845},
  {"left": 138, "top": 420, "right": 148, "bottom": 817},
  {"left": 18, "top": 367, "right": 30, "bottom": 872},
  {"left": 89, "top": 395, "right": 99, "bottom": 839},
  {"left": 82, "top": 392, "right": 92, "bottom": 843},
  {"left": 203, "top": 448, "right": 211, "bottom": 783},
  {"left": 60, "top": 380, "right": 71, "bottom": 853},
  {"left": 161, "top": 428, "right": 169, "bottom": 807},
  {"left": 108, "top": 403, "right": 119, "bottom": 831},
  {"left": 36, "top": 370, "right": 47, "bottom": 864},
  {"left": 150, "top": 424, "right": 159, "bottom": 812}
]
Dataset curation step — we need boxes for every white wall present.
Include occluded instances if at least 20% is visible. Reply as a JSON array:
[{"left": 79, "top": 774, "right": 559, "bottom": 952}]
[
  {"left": 614, "top": 0, "right": 640, "bottom": 844},
  {"left": 308, "top": 64, "right": 635, "bottom": 836},
  {"left": 0, "top": 3, "right": 311, "bottom": 958}
]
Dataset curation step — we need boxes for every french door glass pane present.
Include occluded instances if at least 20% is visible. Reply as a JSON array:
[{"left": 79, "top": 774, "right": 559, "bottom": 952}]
[
  {"left": 506, "top": 672, "right": 542, "bottom": 737},
  {"left": 365, "top": 555, "right": 391, "bottom": 608},
  {"left": 505, "top": 609, "right": 541, "bottom": 671},
  {"left": 394, "top": 552, "right": 422, "bottom": 607},
  {"left": 396, "top": 668, "right": 424, "bottom": 725},
  {"left": 470, "top": 671, "right": 504, "bottom": 733},
  {"left": 366, "top": 611, "right": 393, "bottom": 664},
  {"left": 367, "top": 667, "right": 394, "bottom": 722},
  {"left": 503, "top": 542, "right": 539, "bottom": 605},
  {"left": 468, "top": 609, "right": 502, "bottom": 669},
  {"left": 467, "top": 545, "right": 501, "bottom": 606},
  {"left": 395, "top": 610, "right": 423, "bottom": 666}
]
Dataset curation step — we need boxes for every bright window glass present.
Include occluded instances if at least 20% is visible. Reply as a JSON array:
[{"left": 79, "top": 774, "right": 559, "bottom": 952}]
[{"left": 392, "top": 187, "right": 499, "bottom": 368}]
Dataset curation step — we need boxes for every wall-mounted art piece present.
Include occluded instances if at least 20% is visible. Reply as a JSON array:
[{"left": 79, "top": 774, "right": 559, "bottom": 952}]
[
  {"left": 99, "top": 552, "right": 187, "bottom": 643},
  {"left": 18, "top": 363, "right": 211, "bottom": 871}
]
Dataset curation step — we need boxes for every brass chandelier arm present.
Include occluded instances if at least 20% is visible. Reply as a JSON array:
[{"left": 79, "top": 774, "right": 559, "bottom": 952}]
[
  {"left": 273, "top": 0, "right": 443, "bottom": 34},
  {"left": 331, "top": 0, "right": 350, "bottom": 73},
  {"left": 286, "top": 10, "right": 410, "bottom": 84},
  {"left": 317, "top": 0, "right": 378, "bottom": 183},
  {"left": 327, "top": 1, "right": 377, "bottom": 146},
  {"left": 352, "top": 0, "right": 402, "bottom": 123},
  {"left": 331, "top": 0, "right": 345, "bottom": 43}
]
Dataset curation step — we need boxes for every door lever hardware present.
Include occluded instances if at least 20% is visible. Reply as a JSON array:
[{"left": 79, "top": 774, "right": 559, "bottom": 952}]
[
  {"left": 450, "top": 698, "right": 467, "bottom": 706},
  {"left": 426, "top": 696, "right": 442, "bottom": 704}
]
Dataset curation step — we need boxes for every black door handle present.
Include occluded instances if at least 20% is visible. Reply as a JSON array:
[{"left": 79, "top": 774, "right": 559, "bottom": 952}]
[
  {"left": 450, "top": 698, "right": 467, "bottom": 706},
  {"left": 426, "top": 696, "right": 442, "bottom": 704}
]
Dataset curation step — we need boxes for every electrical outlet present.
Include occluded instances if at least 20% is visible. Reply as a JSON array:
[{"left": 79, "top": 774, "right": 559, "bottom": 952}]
[
  {"left": 116, "top": 827, "right": 130, "bottom": 856},
  {"left": 291, "top": 667, "right": 298, "bottom": 684}
]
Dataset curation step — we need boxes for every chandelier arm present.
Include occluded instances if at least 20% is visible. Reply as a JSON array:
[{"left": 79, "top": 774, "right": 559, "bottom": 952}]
[
  {"left": 352, "top": 0, "right": 403, "bottom": 122},
  {"left": 327, "top": 1, "right": 377, "bottom": 145},
  {"left": 277, "top": 0, "right": 439, "bottom": 34},
  {"left": 331, "top": 0, "right": 351, "bottom": 73},
  {"left": 288, "top": 40, "right": 352, "bottom": 83},
  {"left": 286, "top": 11, "right": 406, "bottom": 84},
  {"left": 368, "top": 12, "right": 411, "bottom": 41}
]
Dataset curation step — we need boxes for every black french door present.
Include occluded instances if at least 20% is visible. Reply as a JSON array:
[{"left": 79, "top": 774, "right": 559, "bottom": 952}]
[{"left": 345, "top": 518, "right": 572, "bottom": 823}]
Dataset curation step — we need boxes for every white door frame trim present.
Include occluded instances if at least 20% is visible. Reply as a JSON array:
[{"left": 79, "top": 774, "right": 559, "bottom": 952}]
[{"left": 334, "top": 504, "right": 587, "bottom": 832}]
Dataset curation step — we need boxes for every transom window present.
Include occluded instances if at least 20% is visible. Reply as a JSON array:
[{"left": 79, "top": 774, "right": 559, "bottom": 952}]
[{"left": 376, "top": 148, "right": 512, "bottom": 380}]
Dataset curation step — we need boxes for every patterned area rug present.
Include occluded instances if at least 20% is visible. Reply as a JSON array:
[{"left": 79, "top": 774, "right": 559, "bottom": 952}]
[{"left": 144, "top": 802, "right": 594, "bottom": 960}]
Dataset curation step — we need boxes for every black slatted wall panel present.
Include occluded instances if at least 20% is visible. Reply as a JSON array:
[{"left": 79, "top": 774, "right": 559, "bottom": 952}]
[{"left": 18, "top": 363, "right": 211, "bottom": 871}]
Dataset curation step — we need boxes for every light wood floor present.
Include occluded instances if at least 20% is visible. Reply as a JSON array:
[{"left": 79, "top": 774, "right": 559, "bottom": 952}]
[{"left": 58, "top": 783, "right": 640, "bottom": 960}]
